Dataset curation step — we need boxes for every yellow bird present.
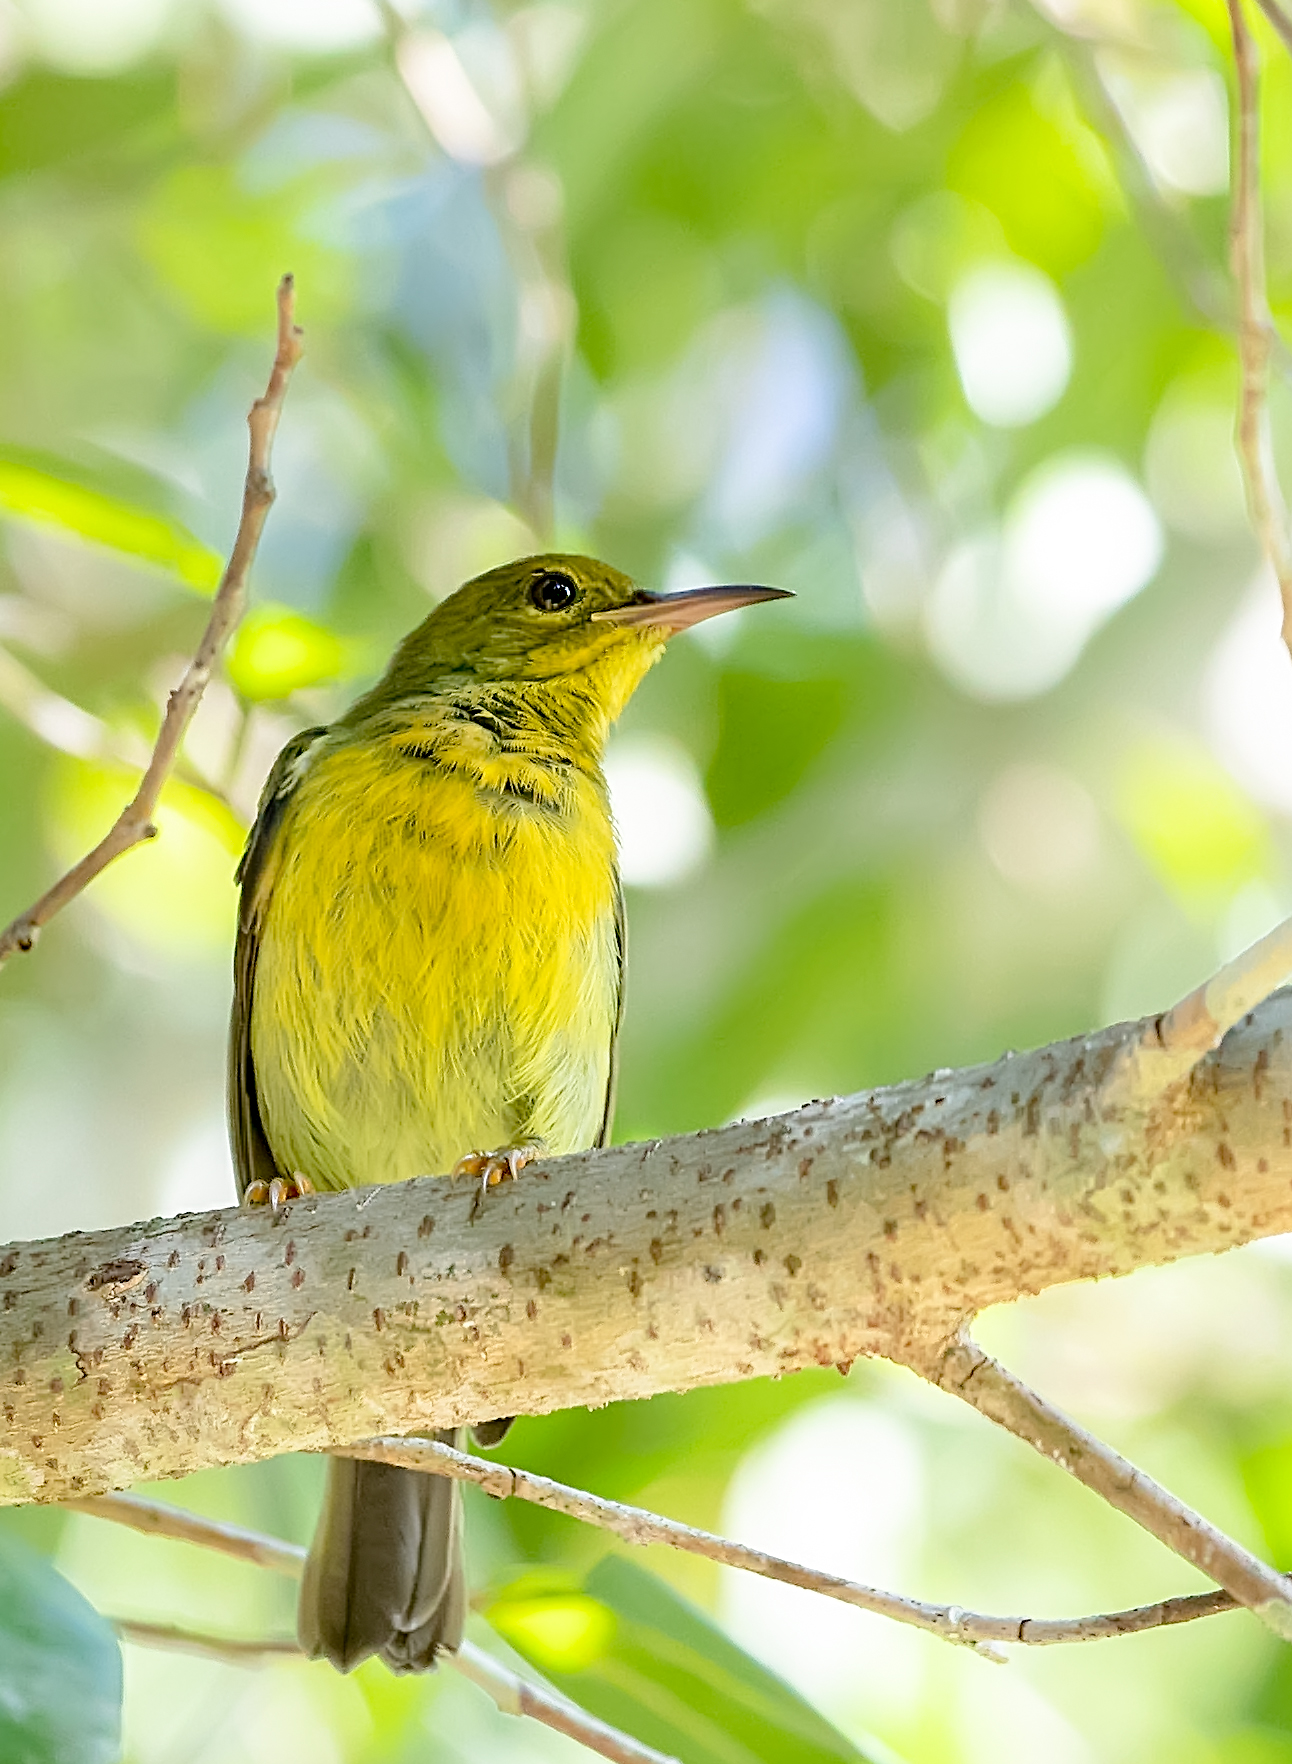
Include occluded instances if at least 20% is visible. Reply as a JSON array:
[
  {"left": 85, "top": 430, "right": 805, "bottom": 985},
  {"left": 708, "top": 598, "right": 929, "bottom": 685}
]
[{"left": 227, "top": 553, "right": 789, "bottom": 1673}]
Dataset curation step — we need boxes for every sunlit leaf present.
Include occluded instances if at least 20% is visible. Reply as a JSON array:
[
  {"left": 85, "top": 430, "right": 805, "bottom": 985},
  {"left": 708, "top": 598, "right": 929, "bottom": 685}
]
[
  {"left": 0, "top": 1534, "right": 121, "bottom": 1764},
  {"left": 46, "top": 758, "right": 243, "bottom": 956},
  {"left": 138, "top": 163, "right": 352, "bottom": 334},
  {"left": 1115, "top": 737, "right": 1269, "bottom": 908},
  {"left": 0, "top": 458, "right": 221, "bottom": 592},
  {"left": 486, "top": 1556, "right": 894, "bottom": 1764},
  {"left": 226, "top": 604, "right": 352, "bottom": 701}
]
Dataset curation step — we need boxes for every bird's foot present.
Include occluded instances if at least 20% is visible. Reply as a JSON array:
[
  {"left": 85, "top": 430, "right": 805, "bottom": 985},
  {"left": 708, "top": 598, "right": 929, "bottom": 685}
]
[
  {"left": 243, "top": 1172, "right": 313, "bottom": 1213},
  {"left": 453, "top": 1143, "right": 541, "bottom": 1198}
]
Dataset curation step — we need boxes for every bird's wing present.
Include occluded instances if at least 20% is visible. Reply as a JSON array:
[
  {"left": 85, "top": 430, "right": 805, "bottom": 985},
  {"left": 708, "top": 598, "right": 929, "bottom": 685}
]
[
  {"left": 227, "top": 725, "right": 328, "bottom": 1200},
  {"left": 595, "top": 877, "right": 626, "bottom": 1149}
]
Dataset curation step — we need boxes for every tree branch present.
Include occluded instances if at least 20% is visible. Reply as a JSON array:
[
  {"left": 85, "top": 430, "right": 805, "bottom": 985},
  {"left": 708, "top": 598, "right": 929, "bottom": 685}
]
[
  {"left": 920, "top": 1336, "right": 1292, "bottom": 1636},
  {"left": 0, "top": 276, "right": 302, "bottom": 968},
  {"left": 74, "top": 1485, "right": 1238, "bottom": 1681},
  {"left": 1253, "top": 0, "right": 1292, "bottom": 58},
  {"left": 0, "top": 980, "right": 1288, "bottom": 1500},
  {"left": 113, "top": 1614, "right": 679, "bottom": 1764},
  {"left": 1106, "top": 910, "right": 1292, "bottom": 1102},
  {"left": 341, "top": 1435, "right": 1237, "bottom": 1650},
  {"left": 1226, "top": 0, "right": 1292, "bottom": 652}
]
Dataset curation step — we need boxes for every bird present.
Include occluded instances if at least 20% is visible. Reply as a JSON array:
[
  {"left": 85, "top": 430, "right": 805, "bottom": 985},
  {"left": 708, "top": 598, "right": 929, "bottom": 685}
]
[{"left": 227, "top": 552, "right": 790, "bottom": 1675}]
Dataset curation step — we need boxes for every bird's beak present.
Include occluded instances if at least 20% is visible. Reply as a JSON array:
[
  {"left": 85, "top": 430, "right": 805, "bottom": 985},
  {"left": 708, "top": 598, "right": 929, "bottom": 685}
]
[{"left": 590, "top": 584, "right": 794, "bottom": 633}]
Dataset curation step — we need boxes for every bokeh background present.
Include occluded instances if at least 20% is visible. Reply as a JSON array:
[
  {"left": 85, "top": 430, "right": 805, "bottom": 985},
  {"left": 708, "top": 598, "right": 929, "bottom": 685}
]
[{"left": 2, "top": 0, "right": 1292, "bottom": 1757}]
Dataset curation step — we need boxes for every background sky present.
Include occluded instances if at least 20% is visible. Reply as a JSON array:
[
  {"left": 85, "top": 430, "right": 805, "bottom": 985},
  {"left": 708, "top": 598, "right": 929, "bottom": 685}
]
[{"left": 2, "top": 0, "right": 1292, "bottom": 1759}]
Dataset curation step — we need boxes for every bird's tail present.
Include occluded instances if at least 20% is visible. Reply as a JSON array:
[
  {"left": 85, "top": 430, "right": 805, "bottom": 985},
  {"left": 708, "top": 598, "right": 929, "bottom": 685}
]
[{"left": 298, "top": 1430, "right": 465, "bottom": 1674}]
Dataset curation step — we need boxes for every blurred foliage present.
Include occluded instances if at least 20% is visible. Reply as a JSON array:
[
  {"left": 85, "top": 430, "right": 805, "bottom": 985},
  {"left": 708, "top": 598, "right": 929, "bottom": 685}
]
[
  {"left": 0, "top": 1533, "right": 121, "bottom": 1762},
  {"left": 1, "top": 0, "right": 1292, "bottom": 1759},
  {"left": 487, "top": 1555, "right": 883, "bottom": 1763}
]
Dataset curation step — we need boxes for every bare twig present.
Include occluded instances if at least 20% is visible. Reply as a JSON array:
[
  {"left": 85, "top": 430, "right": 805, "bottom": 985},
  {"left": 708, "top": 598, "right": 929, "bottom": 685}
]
[
  {"left": 1226, "top": 0, "right": 1292, "bottom": 650},
  {"left": 0, "top": 643, "right": 236, "bottom": 811},
  {"left": 65, "top": 1490, "right": 305, "bottom": 1577},
  {"left": 0, "top": 276, "right": 302, "bottom": 968},
  {"left": 924, "top": 1336, "right": 1292, "bottom": 1639},
  {"left": 450, "top": 1641, "right": 682, "bottom": 1764},
  {"left": 1253, "top": 0, "right": 1292, "bottom": 57},
  {"left": 343, "top": 1436, "right": 1236, "bottom": 1651},
  {"left": 71, "top": 1471, "right": 1237, "bottom": 1656},
  {"left": 376, "top": 3, "right": 568, "bottom": 540},
  {"left": 113, "top": 1614, "right": 678, "bottom": 1764},
  {"left": 1062, "top": 41, "right": 1234, "bottom": 335},
  {"left": 113, "top": 1618, "right": 300, "bottom": 1664},
  {"left": 1107, "top": 915, "right": 1292, "bottom": 1103}
]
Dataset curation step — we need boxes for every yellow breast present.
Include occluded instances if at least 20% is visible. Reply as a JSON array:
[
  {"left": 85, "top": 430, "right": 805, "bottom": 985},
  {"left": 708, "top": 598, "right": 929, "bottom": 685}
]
[{"left": 249, "top": 723, "right": 621, "bottom": 1192}]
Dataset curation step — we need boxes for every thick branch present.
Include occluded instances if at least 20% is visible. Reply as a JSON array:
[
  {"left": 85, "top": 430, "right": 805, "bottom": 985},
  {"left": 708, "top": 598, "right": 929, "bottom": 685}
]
[
  {"left": 1, "top": 991, "right": 1291, "bottom": 1506},
  {"left": 0, "top": 276, "right": 302, "bottom": 968}
]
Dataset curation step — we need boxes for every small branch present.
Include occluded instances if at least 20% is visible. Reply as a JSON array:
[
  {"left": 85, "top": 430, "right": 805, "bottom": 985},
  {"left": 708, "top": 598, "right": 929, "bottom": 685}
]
[
  {"left": 924, "top": 1336, "right": 1292, "bottom": 1639},
  {"left": 97, "top": 1517, "right": 676, "bottom": 1764},
  {"left": 72, "top": 1472, "right": 1238, "bottom": 1658},
  {"left": 113, "top": 1618, "right": 299, "bottom": 1665},
  {"left": 343, "top": 1437, "right": 1237, "bottom": 1651},
  {"left": 0, "top": 276, "right": 302, "bottom": 969},
  {"left": 450, "top": 1642, "right": 682, "bottom": 1764},
  {"left": 65, "top": 1490, "right": 305, "bottom": 1577},
  {"left": 0, "top": 643, "right": 236, "bottom": 812},
  {"left": 1227, "top": 0, "right": 1292, "bottom": 651},
  {"left": 114, "top": 1618, "right": 677, "bottom": 1764},
  {"left": 1108, "top": 915, "right": 1292, "bottom": 1103},
  {"left": 1253, "top": 0, "right": 1292, "bottom": 58}
]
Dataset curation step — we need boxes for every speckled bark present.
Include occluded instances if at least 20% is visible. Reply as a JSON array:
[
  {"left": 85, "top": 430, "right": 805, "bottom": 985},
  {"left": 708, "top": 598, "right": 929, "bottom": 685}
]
[{"left": 2, "top": 992, "right": 1289, "bottom": 1505}]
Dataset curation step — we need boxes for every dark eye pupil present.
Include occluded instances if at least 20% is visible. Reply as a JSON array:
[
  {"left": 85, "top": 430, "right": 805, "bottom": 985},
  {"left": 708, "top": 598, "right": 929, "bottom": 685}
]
[{"left": 530, "top": 571, "right": 577, "bottom": 612}]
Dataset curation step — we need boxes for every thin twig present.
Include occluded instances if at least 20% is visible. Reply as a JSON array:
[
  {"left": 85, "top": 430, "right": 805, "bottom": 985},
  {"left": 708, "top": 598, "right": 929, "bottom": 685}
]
[
  {"left": 450, "top": 1641, "right": 682, "bottom": 1764},
  {"left": 113, "top": 1616, "right": 678, "bottom": 1764},
  {"left": 376, "top": 2, "right": 567, "bottom": 540},
  {"left": 113, "top": 1618, "right": 300, "bottom": 1664},
  {"left": 1227, "top": 0, "right": 1292, "bottom": 649},
  {"left": 340, "top": 1436, "right": 1236, "bottom": 1651},
  {"left": 65, "top": 1491, "right": 306, "bottom": 1577},
  {"left": 73, "top": 1480, "right": 1238, "bottom": 1666},
  {"left": 1253, "top": 0, "right": 1292, "bottom": 57},
  {"left": 0, "top": 643, "right": 235, "bottom": 811},
  {"left": 1107, "top": 914, "right": 1292, "bottom": 1103},
  {"left": 0, "top": 276, "right": 302, "bottom": 968},
  {"left": 924, "top": 1335, "right": 1292, "bottom": 1639},
  {"left": 1062, "top": 40, "right": 1233, "bottom": 335}
]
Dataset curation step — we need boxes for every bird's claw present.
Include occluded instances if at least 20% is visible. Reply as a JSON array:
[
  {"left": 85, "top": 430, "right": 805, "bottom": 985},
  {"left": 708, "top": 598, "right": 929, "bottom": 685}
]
[
  {"left": 453, "top": 1145, "right": 539, "bottom": 1197},
  {"left": 243, "top": 1171, "right": 313, "bottom": 1213}
]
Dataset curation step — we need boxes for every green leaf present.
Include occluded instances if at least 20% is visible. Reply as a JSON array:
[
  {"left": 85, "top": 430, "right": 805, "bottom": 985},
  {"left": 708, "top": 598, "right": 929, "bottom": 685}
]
[
  {"left": 0, "top": 456, "right": 221, "bottom": 592},
  {"left": 485, "top": 1555, "right": 895, "bottom": 1764},
  {"left": 226, "top": 604, "right": 353, "bottom": 700},
  {"left": 0, "top": 1533, "right": 122, "bottom": 1764}
]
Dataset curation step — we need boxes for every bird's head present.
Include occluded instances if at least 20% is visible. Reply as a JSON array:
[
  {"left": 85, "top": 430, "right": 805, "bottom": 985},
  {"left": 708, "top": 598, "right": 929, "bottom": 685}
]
[{"left": 367, "top": 553, "right": 792, "bottom": 733}]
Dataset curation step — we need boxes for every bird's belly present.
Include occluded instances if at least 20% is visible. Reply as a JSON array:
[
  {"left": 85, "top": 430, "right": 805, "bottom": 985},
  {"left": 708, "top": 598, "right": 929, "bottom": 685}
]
[{"left": 249, "top": 748, "right": 619, "bottom": 1192}]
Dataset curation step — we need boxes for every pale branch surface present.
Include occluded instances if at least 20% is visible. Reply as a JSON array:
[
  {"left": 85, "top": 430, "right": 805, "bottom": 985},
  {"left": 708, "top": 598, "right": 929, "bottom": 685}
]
[
  {"left": 2, "top": 989, "right": 1291, "bottom": 1509},
  {"left": 0, "top": 276, "right": 302, "bottom": 969},
  {"left": 922, "top": 1337, "right": 1292, "bottom": 1635},
  {"left": 343, "top": 1434, "right": 1238, "bottom": 1650}
]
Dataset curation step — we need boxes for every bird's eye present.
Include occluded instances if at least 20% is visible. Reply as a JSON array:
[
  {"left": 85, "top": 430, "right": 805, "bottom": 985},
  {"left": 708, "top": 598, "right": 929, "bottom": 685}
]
[{"left": 529, "top": 571, "right": 578, "bottom": 613}]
